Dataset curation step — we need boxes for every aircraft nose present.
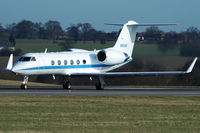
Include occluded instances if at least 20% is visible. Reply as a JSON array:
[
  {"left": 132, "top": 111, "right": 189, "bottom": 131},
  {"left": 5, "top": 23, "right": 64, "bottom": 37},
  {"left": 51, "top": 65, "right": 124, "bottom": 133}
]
[
  {"left": 12, "top": 65, "right": 20, "bottom": 73},
  {"left": 12, "top": 66, "right": 17, "bottom": 72}
]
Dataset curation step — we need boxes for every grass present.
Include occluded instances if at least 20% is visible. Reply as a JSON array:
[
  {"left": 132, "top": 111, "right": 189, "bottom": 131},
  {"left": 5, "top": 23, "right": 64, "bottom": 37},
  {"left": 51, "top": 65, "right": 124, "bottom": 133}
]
[
  {"left": 133, "top": 43, "right": 180, "bottom": 56},
  {"left": 16, "top": 39, "right": 62, "bottom": 53},
  {"left": 15, "top": 39, "right": 180, "bottom": 56},
  {"left": 0, "top": 96, "right": 199, "bottom": 133},
  {"left": 72, "top": 41, "right": 114, "bottom": 50}
]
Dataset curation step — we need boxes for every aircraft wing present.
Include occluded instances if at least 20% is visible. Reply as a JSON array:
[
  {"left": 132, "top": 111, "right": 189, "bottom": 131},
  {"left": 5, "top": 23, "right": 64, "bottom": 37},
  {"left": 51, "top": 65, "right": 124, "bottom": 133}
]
[{"left": 71, "top": 57, "right": 197, "bottom": 76}]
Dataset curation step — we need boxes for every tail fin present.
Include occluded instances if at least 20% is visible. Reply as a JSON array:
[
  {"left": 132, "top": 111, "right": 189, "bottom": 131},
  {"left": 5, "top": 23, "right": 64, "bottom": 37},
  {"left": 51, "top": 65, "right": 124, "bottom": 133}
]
[
  {"left": 112, "top": 21, "right": 138, "bottom": 56},
  {"left": 107, "top": 20, "right": 177, "bottom": 57}
]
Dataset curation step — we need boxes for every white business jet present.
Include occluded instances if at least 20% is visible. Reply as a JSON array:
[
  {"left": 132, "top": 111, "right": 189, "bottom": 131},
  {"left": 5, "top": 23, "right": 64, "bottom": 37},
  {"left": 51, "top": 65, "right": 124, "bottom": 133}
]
[{"left": 5, "top": 20, "right": 198, "bottom": 89}]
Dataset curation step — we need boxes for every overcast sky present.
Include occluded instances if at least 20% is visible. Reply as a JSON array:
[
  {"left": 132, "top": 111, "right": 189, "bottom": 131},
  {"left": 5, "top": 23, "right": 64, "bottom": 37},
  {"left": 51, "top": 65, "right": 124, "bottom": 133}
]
[{"left": 0, "top": 0, "right": 199, "bottom": 32}]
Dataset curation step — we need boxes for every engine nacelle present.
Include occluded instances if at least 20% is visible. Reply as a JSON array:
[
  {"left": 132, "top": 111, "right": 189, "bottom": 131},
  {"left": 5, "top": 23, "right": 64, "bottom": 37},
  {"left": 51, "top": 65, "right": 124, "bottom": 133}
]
[{"left": 97, "top": 49, "right": 128, "bottom": 65}]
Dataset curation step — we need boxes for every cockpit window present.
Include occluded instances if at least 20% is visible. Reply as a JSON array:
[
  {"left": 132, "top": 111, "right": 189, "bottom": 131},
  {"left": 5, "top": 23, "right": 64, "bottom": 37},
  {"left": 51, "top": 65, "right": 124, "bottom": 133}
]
[
  {"left": 22, "top": 57, "right": 31, "bottom": 61},
  {"left": 18, "top": 57, "right": 36, "bottom": 62},
  {"left": 31, "top": 57, "right": 36, "bottom": 61},
  {"left": 18, "top": 57, "right": 23, "bottom": 61}
]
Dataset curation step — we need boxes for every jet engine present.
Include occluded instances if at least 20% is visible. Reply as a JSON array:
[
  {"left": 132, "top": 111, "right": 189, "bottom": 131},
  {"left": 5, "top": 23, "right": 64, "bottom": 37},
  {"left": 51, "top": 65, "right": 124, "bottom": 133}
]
[{"left": 97, "top": 49, "right": 129, "bottom": 65}]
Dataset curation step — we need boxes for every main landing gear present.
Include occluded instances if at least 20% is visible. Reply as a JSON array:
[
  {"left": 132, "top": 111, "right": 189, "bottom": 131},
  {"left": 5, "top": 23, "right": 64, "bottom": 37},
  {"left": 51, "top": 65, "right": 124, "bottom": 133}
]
[
  {"left": 19, "top": 76, "right": 105, "bottom": 90},
  {"left": 63, "top": 77, "right": 71, "bottom": 90},
  {"left": 62, "top": 76, "right": 105, "bottom": 90},
  {"left": 20, "top": 76, "right": 29, "bottom": 89},
  {"left": 95, "top": 76, "right": 105, "bottom": 90}
]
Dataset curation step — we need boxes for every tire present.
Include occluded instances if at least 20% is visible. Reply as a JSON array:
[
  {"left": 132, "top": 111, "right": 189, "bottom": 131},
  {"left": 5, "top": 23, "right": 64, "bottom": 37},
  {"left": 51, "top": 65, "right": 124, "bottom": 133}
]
[
  {"left": 20, "top": 84, "right": 27, "bottom": 89},
  {"left": 95, "top": 82, "right": 104, "bottom": 90},
  {"left": 63, "top": 82, "right": 71, "bottom": 90}
]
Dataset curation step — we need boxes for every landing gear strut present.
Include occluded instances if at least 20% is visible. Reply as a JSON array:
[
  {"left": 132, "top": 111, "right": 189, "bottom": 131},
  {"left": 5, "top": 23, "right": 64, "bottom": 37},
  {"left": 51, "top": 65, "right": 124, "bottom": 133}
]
[
  {"left": 21, "top": 76, "right": 29, "bottom": 89},
  {"left": 63, "top": 77, "right": 71, "bottom": 90},
  {"left": 96, "top": 76, "right": 105, "bottom": 90}
]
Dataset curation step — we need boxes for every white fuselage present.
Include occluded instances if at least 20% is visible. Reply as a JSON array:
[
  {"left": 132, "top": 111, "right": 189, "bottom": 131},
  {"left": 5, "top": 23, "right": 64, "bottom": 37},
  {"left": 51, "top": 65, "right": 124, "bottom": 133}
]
[{"left": 12, "top": 50, "right": 132, "bottom": 76}]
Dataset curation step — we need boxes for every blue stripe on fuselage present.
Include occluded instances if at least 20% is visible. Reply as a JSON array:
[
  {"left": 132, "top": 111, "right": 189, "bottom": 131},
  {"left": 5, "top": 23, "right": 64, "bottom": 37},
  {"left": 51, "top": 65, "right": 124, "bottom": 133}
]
[
  {"left": 23, "top": 64, "right": 112, "bottom": 70},
  {"left": 21, "top": 59, "right": 133, "bottom": 71}
]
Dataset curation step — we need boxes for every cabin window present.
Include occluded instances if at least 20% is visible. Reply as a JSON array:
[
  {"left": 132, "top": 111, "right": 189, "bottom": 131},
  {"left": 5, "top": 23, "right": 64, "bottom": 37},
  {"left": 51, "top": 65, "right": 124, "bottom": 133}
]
[
  {"left": 31, "top": 57, "right": 36, "bottom": 61},
  {"left": 51, "top": 60, "right": 55, "bottom": 65},
  {"left": 64, "top": 60, "right": 68, "bottom": 65},
  {"left": 58, "top": 60, "right": 61, "bottom": 65},
  {"left": 70, "top": 60, "right": 74, "bottom": 65},
  {"left": 83, "top": 59, "right": 86, "bottom": 64},
  {"left": 76, "top": 60, "right": 80, "bottom": 65}
]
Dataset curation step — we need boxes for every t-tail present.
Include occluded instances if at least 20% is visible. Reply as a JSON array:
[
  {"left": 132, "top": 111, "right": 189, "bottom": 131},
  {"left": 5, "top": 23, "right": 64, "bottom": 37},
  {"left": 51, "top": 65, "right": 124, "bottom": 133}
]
[{"left": 106, "top": 20, "right": 177, "bottom": 56}]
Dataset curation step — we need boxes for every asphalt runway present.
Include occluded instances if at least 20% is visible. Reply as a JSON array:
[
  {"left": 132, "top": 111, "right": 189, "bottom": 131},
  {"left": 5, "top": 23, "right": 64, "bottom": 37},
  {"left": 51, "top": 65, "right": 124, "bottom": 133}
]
[{"left": 0, "top": 86, "right": 200, "bottom": 96}]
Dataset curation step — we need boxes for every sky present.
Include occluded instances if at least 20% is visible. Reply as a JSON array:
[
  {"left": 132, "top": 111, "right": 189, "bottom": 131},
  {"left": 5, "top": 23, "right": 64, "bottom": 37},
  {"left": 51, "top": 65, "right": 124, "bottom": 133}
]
[{"left": 0, "top": 0, "right": 199, "bottom": 32}]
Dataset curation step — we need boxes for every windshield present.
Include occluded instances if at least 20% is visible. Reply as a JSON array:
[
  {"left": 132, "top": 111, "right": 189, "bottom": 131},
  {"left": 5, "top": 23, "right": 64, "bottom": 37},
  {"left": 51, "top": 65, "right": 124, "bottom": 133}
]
[
  {"left": 18, "top": 56, "right": 36, "bottom": 62},
  {"left": 22, "top": 57, "right": 31, "bottom": 61}
]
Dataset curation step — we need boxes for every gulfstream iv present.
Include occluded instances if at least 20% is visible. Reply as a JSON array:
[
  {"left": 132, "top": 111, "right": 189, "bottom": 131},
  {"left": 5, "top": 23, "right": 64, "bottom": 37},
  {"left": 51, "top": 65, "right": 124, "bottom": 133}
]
[{"left": 5, "top": 20, "right": 198, "bottom": 89}]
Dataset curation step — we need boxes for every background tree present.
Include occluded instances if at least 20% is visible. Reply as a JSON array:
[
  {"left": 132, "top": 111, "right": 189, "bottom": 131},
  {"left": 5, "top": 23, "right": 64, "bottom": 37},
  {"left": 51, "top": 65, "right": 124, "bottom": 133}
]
[
  {"left": 0, "top": 24, "right": 4, "bottom": 33},
  {"left": 158, "top": 31, "right": 178, "bottom": 52},
  {"left": 8, "top": 34, "right": 16, "bottom": 46},
  {"left": 59, "top": 35, "right": 73, "bottom": 50},
  {"left": 33, "top": 22, "right": 42, "bottom": 39},
  {"left": 106, "top": 31, "right": 118, "bottom": 41},
  {"left": 0, "top": 24, "right": 10, "bottom": 42},
  {"left": 0, "top": 24, "right": 5, "bottom": 41},
  {"left": 144, "top": 26, "right": 164, "bottom": 42},
  {"left": 87, "top": 29, "right": 98, "bottom": 43},
  {"left": 97, "top": 31, "right": 107, "bottom": 44},
  {"left": 38, "top": 27, "right": 48, "bottom": 39},
  {"left": 185, "top": 27, "right": 200, "bottom": 45},
  {"left": 45, "top": 20, "right": 63, "bottom": 40},
  {"left": 78, "top": 23, "right": 93, "bottom": 41},
  {"left": 66, "top": 25, "right": 79, "bottom": 42},
  {"left": 15, "top": 20, "right": 35, "bottom": 39}
]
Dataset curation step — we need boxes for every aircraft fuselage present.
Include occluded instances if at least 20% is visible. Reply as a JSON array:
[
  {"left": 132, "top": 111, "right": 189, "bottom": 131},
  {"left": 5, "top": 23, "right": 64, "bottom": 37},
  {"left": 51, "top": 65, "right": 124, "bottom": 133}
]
[{"left": 12, "top": 50, "right": 131, "bottom": 76}]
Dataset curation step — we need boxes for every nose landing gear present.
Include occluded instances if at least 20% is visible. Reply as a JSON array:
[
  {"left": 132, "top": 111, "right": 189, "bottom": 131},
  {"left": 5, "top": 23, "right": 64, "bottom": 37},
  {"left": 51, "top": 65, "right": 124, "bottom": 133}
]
[{"left": 20, "top": 76, "right": 29, "bottom": 89}]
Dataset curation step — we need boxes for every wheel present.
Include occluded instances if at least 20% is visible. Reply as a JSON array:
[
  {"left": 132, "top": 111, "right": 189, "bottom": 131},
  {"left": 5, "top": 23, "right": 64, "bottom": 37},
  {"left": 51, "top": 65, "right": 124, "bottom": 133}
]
[
  {"left": 95, "top": 82, "right": 104, "bottom": 90},
  {"left": 63, "top": 82, "right": 71, "bottom": 90},
  {"left": 20, "top": 84, "right": 27, "bottom": 89}
]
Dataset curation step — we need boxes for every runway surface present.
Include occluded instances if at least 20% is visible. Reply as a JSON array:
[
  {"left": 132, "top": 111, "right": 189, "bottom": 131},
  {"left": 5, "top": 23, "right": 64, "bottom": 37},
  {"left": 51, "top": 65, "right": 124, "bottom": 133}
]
[{"left": 0, "top": 86, "right": 200, "bottom": 96}]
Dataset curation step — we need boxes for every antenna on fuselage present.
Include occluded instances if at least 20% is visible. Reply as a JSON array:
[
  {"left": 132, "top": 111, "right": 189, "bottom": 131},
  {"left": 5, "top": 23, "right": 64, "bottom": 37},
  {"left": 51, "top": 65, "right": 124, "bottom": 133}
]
[{"left": 44, "top": 48, "right": 48, "bottom": 53}]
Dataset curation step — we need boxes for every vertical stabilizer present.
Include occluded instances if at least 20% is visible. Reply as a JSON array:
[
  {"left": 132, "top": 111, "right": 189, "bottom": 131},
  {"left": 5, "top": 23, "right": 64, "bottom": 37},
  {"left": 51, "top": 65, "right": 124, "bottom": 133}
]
[{"left": 112, "top": 20, "right": 138, "bottom": 56}]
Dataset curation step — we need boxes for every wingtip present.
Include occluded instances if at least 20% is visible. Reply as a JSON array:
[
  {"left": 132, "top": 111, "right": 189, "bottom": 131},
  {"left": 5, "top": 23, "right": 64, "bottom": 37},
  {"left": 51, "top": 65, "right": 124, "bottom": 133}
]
[
  {"left": 6, "top": 54, "right": 13, "bottom": 70},
  {"left": 186, "top": 57, "right": 198, "bottom": 73}
]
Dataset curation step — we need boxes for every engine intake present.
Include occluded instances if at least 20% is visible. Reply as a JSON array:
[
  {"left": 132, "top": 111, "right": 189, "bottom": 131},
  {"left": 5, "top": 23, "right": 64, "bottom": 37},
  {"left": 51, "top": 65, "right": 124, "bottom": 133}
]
[
  {"left": 97, "top": 49, "right": 128, "bottom": 65},
  {"left": 97, "top": 50, "right": 106, "bottom": 61}
]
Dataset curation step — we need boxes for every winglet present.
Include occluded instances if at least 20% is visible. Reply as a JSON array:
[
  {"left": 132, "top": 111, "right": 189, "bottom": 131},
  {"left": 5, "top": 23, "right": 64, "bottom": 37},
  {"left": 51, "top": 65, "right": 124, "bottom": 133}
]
[
  {"left": 5, "top": 54, "right": 13, "bottom": 71},
  {"left": 186, "top": 57, "right": 198, "bottom": 73}
]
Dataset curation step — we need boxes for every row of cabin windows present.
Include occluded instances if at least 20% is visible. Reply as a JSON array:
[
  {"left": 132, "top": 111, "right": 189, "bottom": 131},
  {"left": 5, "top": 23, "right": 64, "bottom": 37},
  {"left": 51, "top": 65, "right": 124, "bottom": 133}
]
[{"left": 51, "top": 59, "right": 86, "bottom": 66}]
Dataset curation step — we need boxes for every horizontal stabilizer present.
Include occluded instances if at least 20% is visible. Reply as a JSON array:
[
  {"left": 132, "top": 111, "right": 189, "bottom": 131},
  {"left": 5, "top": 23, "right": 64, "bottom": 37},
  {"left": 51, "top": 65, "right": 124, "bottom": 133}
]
[
  {"left": 129, "top": 23, "right": 178, "bottom": 26},
  {"left": 104, "top": 23, "right": 124, "bottom": 26},
  {"left": 105, "top": 21, "right": 178, "bottom": 27}
]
